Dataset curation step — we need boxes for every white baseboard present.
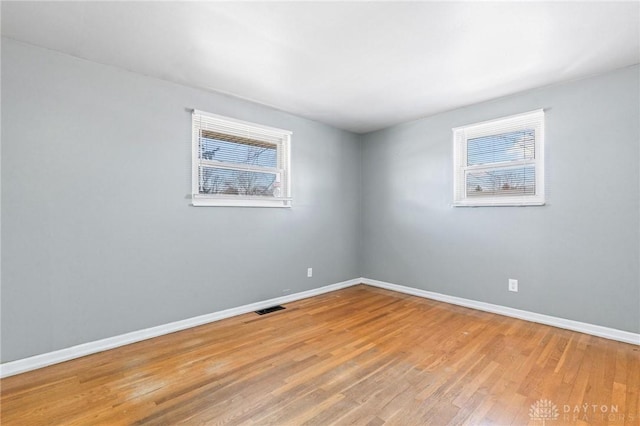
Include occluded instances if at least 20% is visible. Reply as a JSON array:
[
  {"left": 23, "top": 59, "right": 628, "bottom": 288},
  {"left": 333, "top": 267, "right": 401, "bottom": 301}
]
[
  {"left": 2, "top": 276, "right": 637, "bottom": 378},
  {"left": 0, "top": 278, "right": 361, "bottom": 378},
  {"left": 360, "top": 277, "right": 640, "bottom": 346}
]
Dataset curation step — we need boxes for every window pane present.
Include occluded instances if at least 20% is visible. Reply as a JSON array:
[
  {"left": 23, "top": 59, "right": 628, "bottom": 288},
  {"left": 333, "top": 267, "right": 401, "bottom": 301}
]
[
  {"left": 199, "top": 166, "right": 280, "bottom": 197},
  {"left": 200, "top": 133, "right": 277, "bottom": 168},
  {"left": 467, "top": 130, "right": 535, "bottom": 166},
  {"left": 466, "top": 166, "right": 535, "bottom": 197}
]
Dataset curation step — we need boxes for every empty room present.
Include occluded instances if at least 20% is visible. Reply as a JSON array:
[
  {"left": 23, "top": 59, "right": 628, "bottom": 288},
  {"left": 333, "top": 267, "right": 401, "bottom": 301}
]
[{"left": 1, "top": 1, "right": 639, "bottom": 425}]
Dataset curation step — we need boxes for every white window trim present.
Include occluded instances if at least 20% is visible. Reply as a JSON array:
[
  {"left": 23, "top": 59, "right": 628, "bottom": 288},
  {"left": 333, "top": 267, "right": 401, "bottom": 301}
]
[
  {"left": 452, "top": 109, "right": 545, "bottom": 207},
  {"left": 191, "top": 109, "right": 292, "bottom": 208}
]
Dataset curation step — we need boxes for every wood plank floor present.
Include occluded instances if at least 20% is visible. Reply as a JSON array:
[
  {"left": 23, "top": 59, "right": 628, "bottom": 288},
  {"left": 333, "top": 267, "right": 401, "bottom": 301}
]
[{"left": 1, "top": 284, "right": 638, "bottom": 425}]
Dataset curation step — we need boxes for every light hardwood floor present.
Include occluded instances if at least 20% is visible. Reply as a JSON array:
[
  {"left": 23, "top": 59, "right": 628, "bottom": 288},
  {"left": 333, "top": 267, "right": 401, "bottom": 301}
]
[{"left": 1, "top": 284, "right": 638, "bottom": 425}]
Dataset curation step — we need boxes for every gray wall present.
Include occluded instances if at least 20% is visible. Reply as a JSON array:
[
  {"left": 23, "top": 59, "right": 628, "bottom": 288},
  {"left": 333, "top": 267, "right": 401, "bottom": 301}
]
[
  {"left": 1, "top": 39, "right": 362, "bottom": 362},
  {"left": 2, "top": 39, "right": 639, "bottom": 364},
  {"left": 361, "top": 65, "right": 640, "bottom": 333}
]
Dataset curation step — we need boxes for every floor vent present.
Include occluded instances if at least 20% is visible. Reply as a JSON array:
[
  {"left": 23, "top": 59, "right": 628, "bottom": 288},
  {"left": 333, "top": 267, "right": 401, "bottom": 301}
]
[{"left": 255, "top": 305, "right": 286, "bottom": 315}]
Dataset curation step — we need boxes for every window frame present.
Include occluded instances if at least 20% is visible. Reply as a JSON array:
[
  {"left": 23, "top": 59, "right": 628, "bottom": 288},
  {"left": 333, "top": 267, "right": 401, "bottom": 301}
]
[
  {"left": 452, "top": 109, "right": 545, "bottom": 207},
  {"left": 191, "top": 110, "right": 292, "bottom": 208}
]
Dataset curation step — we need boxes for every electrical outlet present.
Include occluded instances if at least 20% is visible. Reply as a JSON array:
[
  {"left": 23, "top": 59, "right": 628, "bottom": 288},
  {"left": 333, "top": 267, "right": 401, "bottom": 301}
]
[
  {"left": 307, "top": 267, "right": 313, "bottom": 278},
  {"left": 508, "top": 279, "right": 518, "bottom": 292}
]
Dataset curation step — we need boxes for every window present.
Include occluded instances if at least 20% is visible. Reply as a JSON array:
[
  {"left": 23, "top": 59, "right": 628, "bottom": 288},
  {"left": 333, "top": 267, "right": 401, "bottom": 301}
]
[
  {"left": 192, "top": 110, "right": 292, "bottom": 207},
  {"left": 453, "top": 109, "right": 545, "bottom": 206}
]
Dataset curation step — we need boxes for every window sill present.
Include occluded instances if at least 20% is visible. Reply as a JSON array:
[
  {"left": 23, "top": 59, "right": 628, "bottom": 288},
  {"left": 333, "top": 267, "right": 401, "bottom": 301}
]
[
  {"left": 453, "top": 198, "right": 545, "bottom": 207},
  {"left": 192, "top": 196, "right": 292, "bottom": 208}
]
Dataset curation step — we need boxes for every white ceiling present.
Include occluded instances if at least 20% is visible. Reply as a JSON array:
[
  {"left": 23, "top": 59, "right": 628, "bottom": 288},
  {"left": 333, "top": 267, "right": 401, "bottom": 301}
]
[{"left": 2, "top": 2, "right": 639, "bottom": 134}]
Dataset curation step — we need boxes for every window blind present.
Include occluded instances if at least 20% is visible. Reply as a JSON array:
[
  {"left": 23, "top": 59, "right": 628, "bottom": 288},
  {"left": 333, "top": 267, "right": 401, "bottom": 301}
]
[
  {"left": 453, "top": 109, "right": 544, "bottom": 206},
  {"left": 192, "top": 110, "right": 292, "bottom": 207}
]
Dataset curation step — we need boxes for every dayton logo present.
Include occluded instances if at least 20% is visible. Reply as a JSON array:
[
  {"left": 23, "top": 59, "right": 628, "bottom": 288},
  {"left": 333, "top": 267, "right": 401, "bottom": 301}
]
[{"left": 530, "top": 399, "right": 559, "bottom": 425}]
